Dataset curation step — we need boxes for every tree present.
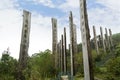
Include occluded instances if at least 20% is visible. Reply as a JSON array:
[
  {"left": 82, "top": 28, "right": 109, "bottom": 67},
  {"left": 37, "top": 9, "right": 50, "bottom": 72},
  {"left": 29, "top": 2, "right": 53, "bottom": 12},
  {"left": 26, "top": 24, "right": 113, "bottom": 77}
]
[
  {"left": 0, "top": 50, "right": 17, "bottom": 80},
  {"left": 29, "top": 49, "right": 56, "bottom": 80},
  {"left": 105, "top": 57, "right": 120, "bottom": 80}
]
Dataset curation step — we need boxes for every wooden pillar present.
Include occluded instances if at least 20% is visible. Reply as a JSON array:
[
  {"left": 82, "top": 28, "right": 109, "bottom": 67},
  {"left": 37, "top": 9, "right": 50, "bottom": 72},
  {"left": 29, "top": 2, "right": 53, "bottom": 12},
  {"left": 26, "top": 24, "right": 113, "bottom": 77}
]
[
  {"left": 109, "top": 29, "right": 113, "bottom": 49},
  {"left": 73, "top": 24, "right": 78, "bottom": 74},
  {"left": 105, "top": 28, "right": 110, "bottom": 51},
  {"left": 73, "top": 24, "right": 78, "bottom": 54},
  {"left": 63, "top": 27, "right": 67, "bottom": 74},
  {"left": 104, "top": 34, "right": 107, "bottom": 49},
  {"left": 59, "top": 40, "right": 62, "bottom": 71},
  {"left": 70, "top": 44, "right": 73, "bottom": 76},
  {"left": 68, "top": 44, "right": 71, "bottom": 72},
  {"left": 61, "top": 35, "right": 64, "bottom": 73},
  {"left": 52, "top": 18, "right": 58, "bottom": 69},
  {"left": 57, "top": 41, "right": 61, "bottom": 69},
  {"left": 98, "top": 35, "right": 102, "bottom": 48},
  {"left": 69, "top": 11, "right": 75, "bottom": 76},
  {"left": 93, "top": 26, "right": 99, "bottom": 55},
  {"left": 100, "top": 27, "right": 106, "bottom": 53},
  {"left": 18, "top": 10, "right": 31, "bottom": 80},
  {"left": 79, "top": 0, "right": 94, "bottom": 80}
]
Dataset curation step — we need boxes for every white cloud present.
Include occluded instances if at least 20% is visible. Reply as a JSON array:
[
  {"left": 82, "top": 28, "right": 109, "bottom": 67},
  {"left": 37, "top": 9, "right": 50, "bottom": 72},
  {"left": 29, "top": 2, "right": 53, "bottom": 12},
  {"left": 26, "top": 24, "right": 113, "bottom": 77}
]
[
  {"left": 59, "top": 0, "right": 79, "bottom": 11},
  {"left": 0, "top": 0, "right": 56, "bottom": 59},
  {"left": 27, "top": 0, "right": 55, "bottom": 8},
  {"left": 0, "top": 5, "right": 53, "bottom": 59},
  {"left": 0, "top": 0, "right": 22, "bottom": 59},
  {"left": 88, "top": 0, "right": 120, "bottom": 37},
  {"left": 0, "top": 0, "right": 18, "bottom": 10},
  {"left": 0, "top": 0, "right": 59, "bottom": 59},
  {"left": 58, "top": 0, "right": 120, "bottom": 41},
  {"left": 96, "top": 0, "right": 120, "bottom": 13},
  {"left": 0, "top": 0, "right": 120, "bottom": 59},
  {"left": 29, "top": 12, "right": 52, "bottom": 56}
]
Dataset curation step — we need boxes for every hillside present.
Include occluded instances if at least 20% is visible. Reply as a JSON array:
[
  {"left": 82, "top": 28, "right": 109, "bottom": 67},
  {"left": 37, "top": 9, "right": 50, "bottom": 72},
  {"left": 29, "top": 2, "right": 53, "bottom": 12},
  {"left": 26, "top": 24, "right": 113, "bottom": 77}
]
[
  {"left": 92, "top": 33, "right": 120, "bottom": 80},
  {"left": 76, "top": 33, "right": 120, "bottom": 80}
]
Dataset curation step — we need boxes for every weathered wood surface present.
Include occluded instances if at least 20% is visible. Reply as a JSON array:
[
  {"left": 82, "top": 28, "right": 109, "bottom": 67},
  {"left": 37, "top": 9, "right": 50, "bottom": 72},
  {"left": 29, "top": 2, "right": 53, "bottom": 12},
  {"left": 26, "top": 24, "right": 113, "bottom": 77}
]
[
  {"left": 19, "top": 10, "right": 31, "bottom": 70},
  {"left": 51, "top": 18, "right": 58, "bottom": 68},
  {"left": 70, "top": 44, "right": 73, "bottom": 76},
  {"left": 109, "top": 29, "right": 113, "bottom": 49},
  {"left": 69, "top": 11, "right": 75, "bottom": 76},
  {"left": 61, "top": 35, "right": 64, "bottom": 72},
  {"left": 98, "top": 35, "right": 102, "bottom": 48},
  {"left": 18, "top": 10, "right": 31, "bottom": 80},
  {"left": 79, "top": 0, "right": 94, "bottom": 80},
  {"left": 100, "top": 27, "right": 106, "bottom": 53},
  {"left": 59, "top": 40, "right": 62, "bottom": 71},
  {"left": 93, "top": 26, "right": 99, "bottom": 55},
  {"left": 105, "top": 28, "right": 110, "bottom": 51},
  {"left": 57, "top": 41, "right": 61, "bottom": 69},
  {"left": 63, "top": 27, "right": 67, "bottom": 74},
  {"left": 73, "top": 24, "right": 78, "bottom": 74},
  {"left": 73, "top": 24, "right": 78, "bottom": 55}
]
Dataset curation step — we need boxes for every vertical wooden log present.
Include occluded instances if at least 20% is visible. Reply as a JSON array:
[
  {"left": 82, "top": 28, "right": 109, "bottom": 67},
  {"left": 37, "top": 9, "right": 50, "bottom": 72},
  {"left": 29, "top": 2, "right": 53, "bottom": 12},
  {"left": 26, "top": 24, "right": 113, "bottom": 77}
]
[
  {"left": 69, "top": 44, "right": 71, "bottom": 56},
  {"left": 105, "top": 28, "right": 110, "bottom": 51},
  {"left": 61, "top": 35, "right": 64, "bottom": 73},
  {"left": 109, "top": 29, "right": 113, "bottom": 49},
  {"left": 63, "top": 27, "right": 67, "bottom": 74},
  {"left": 79, "top": 0, "right": 94, "bottom": 80},
  {"left": 100, "top": 27, "right": 106, "bottom": 53},
  {"left": 18, "top": 10, "right": 31, "bottom": 80},
  {"left": 70, "top": 44, "right": 74, "bottom": 76},
  {"left": 57, "top": 42, "right": 61, "bottom": 69},
  {"left": 59, "top": 40, "right": 62, "bottom": 71},
  {"left": 98, "top": 35, "right": 102, "bottom": 48},
  {"left": 19, "top": 10, "right": 31, "bottom": 69},
  {"left": 52, "top": 18, "right": 58, "bottom": 69},
  {"left": 69, "top": 11, "right": 75, "bottom": 76},
  {"left": 104, "top": 34, "right": 107, "bottom": 49},
  {"left": 73, "top": 24, "right": 78, "bottom": 54},
  {"left": 93, "top": 26, "right": 99, "bottom": 55},
  {"left": 73, "top": 24, "right": 78, "bottom": 74},
  {"left": 68, "top": 44, "right": 71, "bottom": 72}
]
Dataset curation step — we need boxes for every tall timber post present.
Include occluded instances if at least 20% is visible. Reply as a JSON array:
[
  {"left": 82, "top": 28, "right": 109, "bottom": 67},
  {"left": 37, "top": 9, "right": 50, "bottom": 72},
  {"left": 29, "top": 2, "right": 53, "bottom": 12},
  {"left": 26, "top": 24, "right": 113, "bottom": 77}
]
[
  {"left": 61, "top": 35, "right": 64, "bottom": 72},
  {"left": 100, "top": 27, "right": 106, "bottom": 53},
  {"left": 93, "top": 26, "right": 99, "bottom": 55},
  {"left": 59, "top": 40, "right": 62, "bottom": 71},
  {"left": 79, "top": 0, "right": 94, "bottom": 80},
  {"left": 52, "top": 18, "right": 58, "bottom": 69},
  {"left": 57, "top": 41, "right": 61, "bottom": 69},
  {"left": 69, "top": 11, "right": 75, "bottom": 76},
  {"left": 105, "top": 28, "right": 110, "bottom": 51},
  {"left": 109, "top": 29, "right": 113, "bottom": 49},
  {"left": 73, "top": 24, "right": 78, "bottom": 55},
  {"left": 63, "top": 27, "right": 67, "bottom": 74},
  {"left": 18, "top": 10, "right": 31, "bottom": 80},
  {"left": 73, "top": 24, "right": 78, "bottom": 73}
]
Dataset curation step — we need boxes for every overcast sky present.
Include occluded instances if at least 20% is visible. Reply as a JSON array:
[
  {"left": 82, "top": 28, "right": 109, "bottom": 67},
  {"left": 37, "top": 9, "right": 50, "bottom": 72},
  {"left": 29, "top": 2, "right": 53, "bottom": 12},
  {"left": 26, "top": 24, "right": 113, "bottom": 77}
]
[{"left": 0, "top": 0, "right": 120, "bottom": 59}]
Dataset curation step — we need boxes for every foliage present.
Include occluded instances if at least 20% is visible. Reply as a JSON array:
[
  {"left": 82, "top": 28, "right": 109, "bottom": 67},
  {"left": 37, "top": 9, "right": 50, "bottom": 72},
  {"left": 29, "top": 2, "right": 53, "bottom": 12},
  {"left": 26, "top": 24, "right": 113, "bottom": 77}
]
[
  {"left": 77, "top": 43, "right": 82, "bottom": 52},
  {"left": 112, "top": 33, "right": 120, "bottom": 46},
  {"left": 105, "top": 57, "right": 120, "bottom": 80},
  {"left": 29, "top": 49, "right": 56, "bottom": 80},
  {"left": 0, "top": 51, "right": 17, "bottom": 80},
  {"left": 74, "top": 52, "right": 84, "bottom": 77},
  {"left": 0, "top": 33, "right": 120, "bottom": 79},
  {"left": 0, "top": 49, "right": 56, "bottom": 80},
  {"left": 115, "top": 44, "right": 120, "bottom": 57}
]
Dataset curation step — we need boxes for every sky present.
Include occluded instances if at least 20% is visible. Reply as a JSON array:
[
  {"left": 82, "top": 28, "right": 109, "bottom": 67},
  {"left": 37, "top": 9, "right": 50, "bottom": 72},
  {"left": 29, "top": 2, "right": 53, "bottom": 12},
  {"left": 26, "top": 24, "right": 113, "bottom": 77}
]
[{"left": 0, "top": 0, "right": 120, "bottom": 59}]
